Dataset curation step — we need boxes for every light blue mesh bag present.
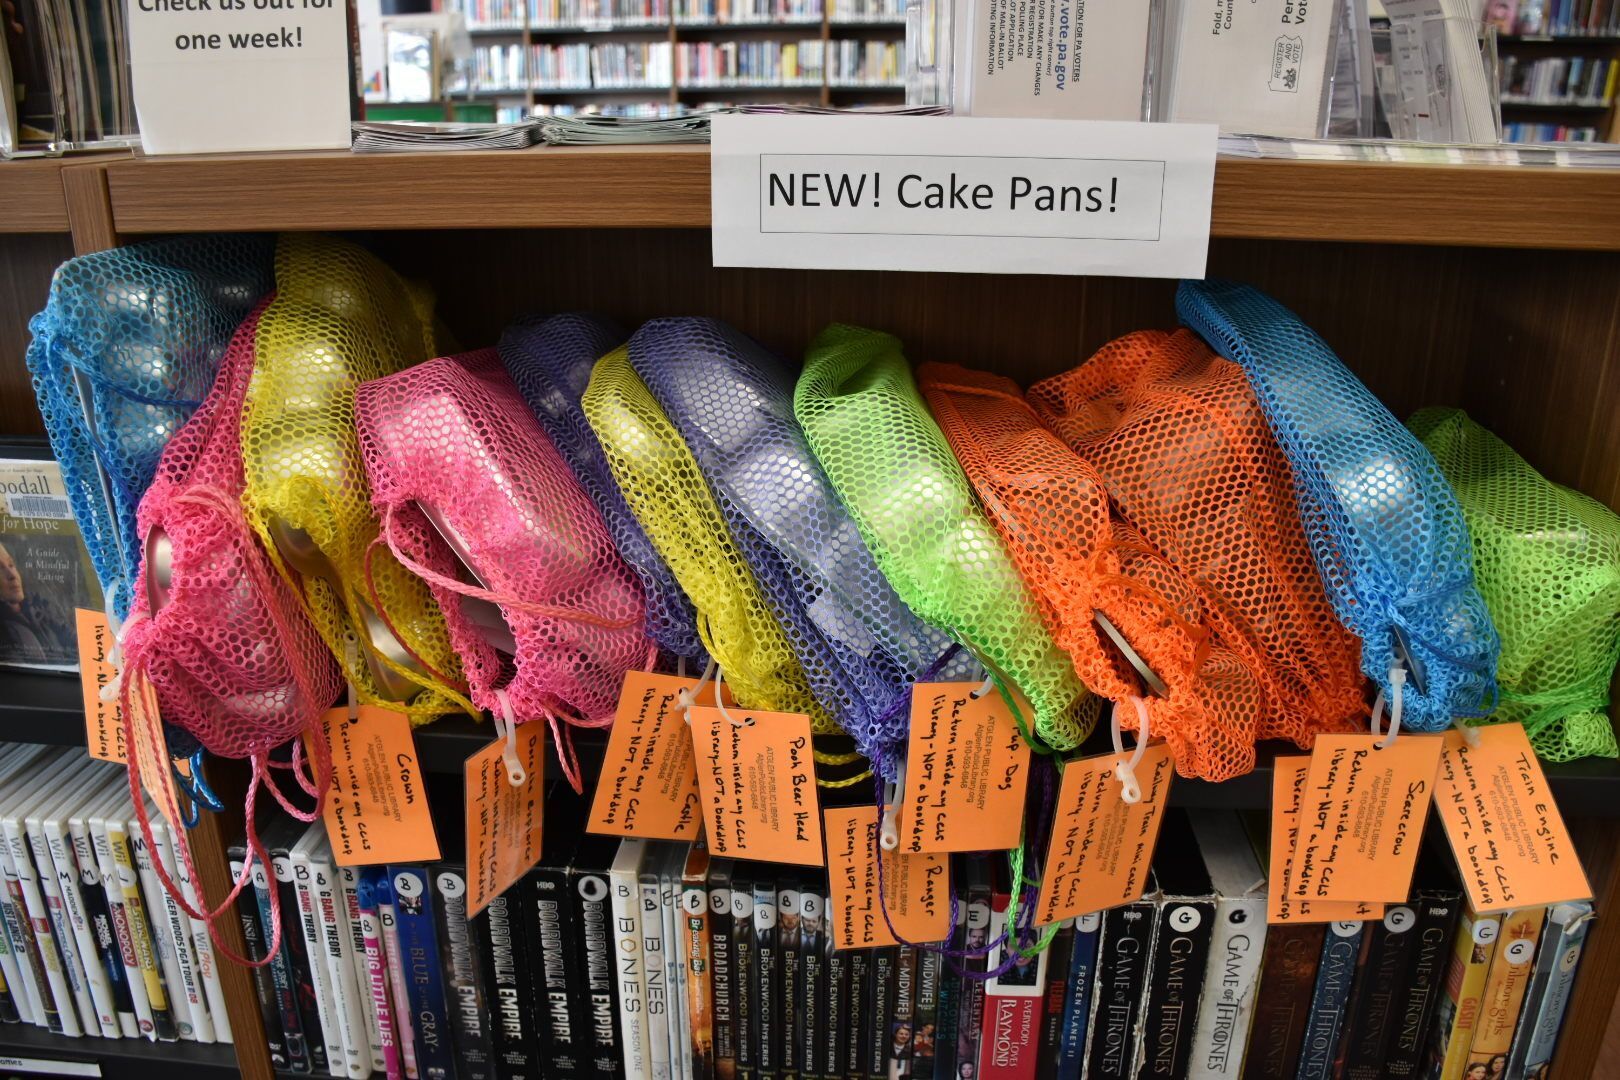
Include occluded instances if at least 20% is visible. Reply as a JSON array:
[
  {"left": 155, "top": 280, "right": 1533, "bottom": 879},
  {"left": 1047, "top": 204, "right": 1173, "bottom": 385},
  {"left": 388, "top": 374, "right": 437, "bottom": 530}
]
[
  {"left": 1177, "top": 279, "right": 1501, "bottom": 731},
  {"left": 498, "top": 313, "right": 707, "bottom": 665},
  {"left": 25, "top": 235, "right": 276, "bottom": 620},
  {"left": 629, "top": 317, "right": 977, "bottom": 778}
]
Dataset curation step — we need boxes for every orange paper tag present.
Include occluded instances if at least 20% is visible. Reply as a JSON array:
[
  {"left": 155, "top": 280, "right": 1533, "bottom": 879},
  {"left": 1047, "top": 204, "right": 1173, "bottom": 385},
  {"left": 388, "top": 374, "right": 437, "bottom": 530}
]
[
  {"left": 464, "top": 723, "right": 547, "bottom": 918},
  {"left": 316, "top": 705, "right": 441, "bottom": 867},
  {"left": 1293, "top": 735, "right": 1444, "bottom": 905},
  {"left": 1432, "top": 725, "right": 1591, "bottom": 914},
  {"left": 76, "top": 608, "right": 127, "bottom": 763},
  {"left": 824, "top": 806, "right": 951, "bottom": 950},
  {"left": 587, "top": 671, "right": 726, "bottom": 842},
  {"left": 1268, "top": 756, "right": 1384, "bottom": 925},
  {"left": 897, "top": 682, "right": 1031, "bottom": 854},
  {"left": 1033, "top": 744, "right": 1175, "bottom": 926},
  {"left": 689, "top": 706, "right": 823, "bottom": 866}
]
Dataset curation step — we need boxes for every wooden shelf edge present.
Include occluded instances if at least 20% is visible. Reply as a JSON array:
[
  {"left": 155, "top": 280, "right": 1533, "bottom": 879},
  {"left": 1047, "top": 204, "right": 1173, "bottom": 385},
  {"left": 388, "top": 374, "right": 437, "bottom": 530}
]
[{"left": 96, "top": 147, "right": 1620, "bottom": 249}]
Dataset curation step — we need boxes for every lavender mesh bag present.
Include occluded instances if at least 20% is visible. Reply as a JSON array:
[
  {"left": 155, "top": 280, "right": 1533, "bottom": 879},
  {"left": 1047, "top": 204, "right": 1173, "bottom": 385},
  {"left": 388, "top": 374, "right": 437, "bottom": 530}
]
[
  {"left": 498, "top": 314, "right": 706, "bottom": 665},
  {"left": 629, "top": 317, "right": 976, "bottom": 777}
]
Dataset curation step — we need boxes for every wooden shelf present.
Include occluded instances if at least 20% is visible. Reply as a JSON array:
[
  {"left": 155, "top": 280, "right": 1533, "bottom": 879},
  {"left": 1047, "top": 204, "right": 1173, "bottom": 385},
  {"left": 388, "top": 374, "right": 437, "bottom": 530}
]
[
  {"left": 90, "top": 146, "right": 1620, "bottom": 248},
  {"left": 2, "top": 157, "right": 83, "bottom": 233}
]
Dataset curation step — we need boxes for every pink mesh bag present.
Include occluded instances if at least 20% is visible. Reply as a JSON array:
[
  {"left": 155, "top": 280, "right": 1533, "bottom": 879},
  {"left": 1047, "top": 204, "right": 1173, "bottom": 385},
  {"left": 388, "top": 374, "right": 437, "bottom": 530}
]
[
  {"left": 356, "top": 349, "right": 653, "bottom": 790},
  {"left": 117, "top": 299, "right": 342, "bottom": 963}
]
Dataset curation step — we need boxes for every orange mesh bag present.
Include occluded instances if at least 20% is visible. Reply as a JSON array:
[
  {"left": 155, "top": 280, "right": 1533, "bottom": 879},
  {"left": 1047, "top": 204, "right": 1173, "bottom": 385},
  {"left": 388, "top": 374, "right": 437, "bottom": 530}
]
[
  {"left": 919, "top": 362, "right": 1268, "bottom": 780},
  {"left": 1027, "top": 330, "right": 1366, "bottom": 753}
]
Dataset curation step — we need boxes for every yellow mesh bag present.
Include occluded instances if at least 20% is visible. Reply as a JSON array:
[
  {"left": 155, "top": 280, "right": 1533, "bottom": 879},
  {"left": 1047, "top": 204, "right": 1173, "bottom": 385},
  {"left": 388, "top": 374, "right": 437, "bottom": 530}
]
[
  {"left": 581, "top": 345, "right": 836, "bottom": 736},
  {"left": 794, "top": 325, "right": 1097, "bottom": 753},
  {"left": 241, "top": 235, "right": 472, "bottom": 723}
]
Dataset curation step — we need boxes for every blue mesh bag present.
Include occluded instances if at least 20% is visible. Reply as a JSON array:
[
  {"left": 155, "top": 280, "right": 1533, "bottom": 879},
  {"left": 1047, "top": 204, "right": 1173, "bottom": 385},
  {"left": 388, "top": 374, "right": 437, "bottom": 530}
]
[
  {"left": 498, "top": 313, "right": 707, "bottom": 665},
  {"left": 628, "top": 317, "right": 977, "bottom": 778},
  {"left": 25, "top": 235, "right": 276, "bottom": 620},
  {"left": 1177, "top": 279, "right": 1501, "bottom": 730}
]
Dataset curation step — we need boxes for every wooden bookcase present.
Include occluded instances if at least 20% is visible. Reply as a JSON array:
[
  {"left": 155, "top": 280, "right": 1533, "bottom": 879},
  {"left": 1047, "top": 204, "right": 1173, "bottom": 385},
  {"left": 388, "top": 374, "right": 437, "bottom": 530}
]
[{"left": 3, "top": 147, "right": 1620, "bottom": 1077}]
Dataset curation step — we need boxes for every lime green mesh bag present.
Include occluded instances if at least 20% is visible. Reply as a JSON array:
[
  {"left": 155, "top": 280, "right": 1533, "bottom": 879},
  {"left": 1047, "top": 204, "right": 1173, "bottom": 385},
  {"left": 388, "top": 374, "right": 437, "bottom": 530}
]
[
  {"left": 581, "top": 345, "right": 838, "bottom": 738},
  {"left": 794, "top": 324, "right": 1098, "bottom": 752},
  {"left": 1410, "top": 408, "right": 1620, "bottom": 762}
]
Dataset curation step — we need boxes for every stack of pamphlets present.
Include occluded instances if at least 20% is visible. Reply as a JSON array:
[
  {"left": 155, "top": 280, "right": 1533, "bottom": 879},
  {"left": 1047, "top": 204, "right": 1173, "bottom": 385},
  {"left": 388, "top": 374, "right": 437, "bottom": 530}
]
[{"left": 351, "top": 120, "right": 543, "bottom": 153}]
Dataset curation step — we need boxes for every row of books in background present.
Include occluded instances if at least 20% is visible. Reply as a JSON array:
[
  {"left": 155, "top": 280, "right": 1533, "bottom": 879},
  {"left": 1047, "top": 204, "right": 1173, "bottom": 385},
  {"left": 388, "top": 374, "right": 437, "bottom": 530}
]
[
  {"left": 674, "top": 0, "right": 824, "bottom": 25},
  {"left": 445, "top": 0, "right": 673, "bottom": 30},
  {"left": 0, "top": 748, "right": 233, "bottom": 1044},
  {"left": 829, "top": 40, "right": 901, "bottom": 87},
  {"left": 450, "top": 42, "right": 676, "bottom": 92},
  {"left": 1501, "top": 55, "right": 1620, "bottom": 104},
  {"left": 227, "top": 795, "right": 1592, "bottom": 1080},
  {"left": 675, "top": 41, "right": 825, "bottom": 87},
  {"left": 1486, "top": 0, "right": 1620, "bottom": 36},
  {"left": 1505, "top": 121, "right": 1605, "bottom": 138},
  {"left": 827, "top": 0, "right": 905, "bottom": 23}
]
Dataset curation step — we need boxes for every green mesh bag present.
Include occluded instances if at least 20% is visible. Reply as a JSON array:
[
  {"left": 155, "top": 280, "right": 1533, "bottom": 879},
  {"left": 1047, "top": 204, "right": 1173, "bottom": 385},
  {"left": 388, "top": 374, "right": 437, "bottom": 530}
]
[
  {"left": 794, "top": 324, "right": 1098, "bottom": 752},
  {"left": 1410, "top": 408, "right": 1620, "bottom": 762}
]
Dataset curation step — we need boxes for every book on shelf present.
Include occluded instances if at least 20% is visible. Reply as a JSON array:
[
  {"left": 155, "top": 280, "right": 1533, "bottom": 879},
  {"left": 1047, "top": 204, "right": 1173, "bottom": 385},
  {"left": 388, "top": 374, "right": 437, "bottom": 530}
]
[{"left": 0, "top": 446, "right": 102, "bottom": 673}]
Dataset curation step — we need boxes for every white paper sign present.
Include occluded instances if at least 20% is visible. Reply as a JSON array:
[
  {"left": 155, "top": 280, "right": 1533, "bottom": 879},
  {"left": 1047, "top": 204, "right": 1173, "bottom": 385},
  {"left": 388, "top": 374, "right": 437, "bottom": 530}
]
[
  {"left": 711, "top": 116, "right": 1218, "bottom": 279},
  {"left": 127, "top": 0, "right": 352, "bottom": 155}
]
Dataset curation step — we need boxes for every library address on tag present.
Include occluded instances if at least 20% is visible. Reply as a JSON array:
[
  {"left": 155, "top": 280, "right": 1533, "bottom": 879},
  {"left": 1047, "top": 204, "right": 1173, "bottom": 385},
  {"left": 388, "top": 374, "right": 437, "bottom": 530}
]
[{"left": 759, "top": 153, "right": 1166, "bottom": 241}]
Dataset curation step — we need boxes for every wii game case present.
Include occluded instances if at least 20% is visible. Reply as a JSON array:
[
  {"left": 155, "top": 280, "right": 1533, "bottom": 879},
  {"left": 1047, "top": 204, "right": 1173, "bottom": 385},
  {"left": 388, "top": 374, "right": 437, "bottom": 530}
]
[
  {"left": 156, "top": 816, "right": 231, "bottom": 1043},
  {"left": 73, "top": 780, "right": 138, "bottom": 1039},
  {"left": 102, "top": 795, "right": 178, "bottom": 1043},
  {"left": 0, "top": 745, "right": 51, "bottom": 1027},
  {"left": 137, "top": 808, "right": 212, "bottom": 1043}
]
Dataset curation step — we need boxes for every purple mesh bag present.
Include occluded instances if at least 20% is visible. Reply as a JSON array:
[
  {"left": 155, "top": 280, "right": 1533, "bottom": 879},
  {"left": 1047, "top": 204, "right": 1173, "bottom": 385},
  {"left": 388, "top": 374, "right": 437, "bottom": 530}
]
[
  {"left": 628, "top": 317, "right": 976, "bottom": 778},
  {"left": 497, "top": 314, "right": 707, "bottom": 665}
]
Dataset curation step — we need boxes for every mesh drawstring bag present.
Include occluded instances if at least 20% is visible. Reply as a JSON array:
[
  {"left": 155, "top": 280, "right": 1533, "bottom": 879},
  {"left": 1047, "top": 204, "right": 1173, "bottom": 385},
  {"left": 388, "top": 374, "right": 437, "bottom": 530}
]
[
  {"left": 794, "top": 325, "right": 1098, "bottom": 754},
  {"left": 628, "top": 318, "right": 978, "bottom": 782},
  {"left": 241, "top": 234, "right": 473, "bottom": 724},
  {"left": 497, "top": 314, "right": 707, "bottom": 666},
  {"left": 1410, "top": 408, "right": 1620, "bottom": 762},
  {"left": 118, "top": 300, "right": 341, "bottom": 966},
  {"left": 1022, "top": 333, "right": 1367, "bottom": 764},
  {"left": 581, "top": 345, "right": 840, "bottom": 741},
  {"left": 356, "top": 348, "right": 655, "bottom": 791},
  {"left": 25, "top": 235, "right": 275, "bottom": 621},
  {"left": 1178, "top": 280, "right": 1501, "bottom": 732},
  {"left": 922, "top": 362, "right": 1265, "bottom": 781}
]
